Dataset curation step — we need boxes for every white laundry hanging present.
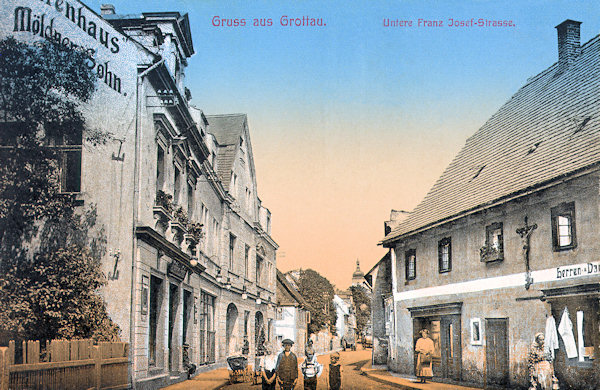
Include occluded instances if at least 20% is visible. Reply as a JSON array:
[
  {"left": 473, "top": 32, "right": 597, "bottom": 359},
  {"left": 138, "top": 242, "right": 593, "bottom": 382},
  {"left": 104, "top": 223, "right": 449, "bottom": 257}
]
[
  {"left": 558, "top": 307, "right": 578, "bottom": 359},
  {"left": 544, "top": 315, "right": 559, "bottom": 360},
  {"left": 577, "top": 311, "right": 585, "bottom": 362}
]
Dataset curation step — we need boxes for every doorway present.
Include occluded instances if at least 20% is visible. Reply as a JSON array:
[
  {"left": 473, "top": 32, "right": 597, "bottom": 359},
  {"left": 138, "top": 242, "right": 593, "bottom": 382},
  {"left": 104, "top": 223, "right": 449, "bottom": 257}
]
[
  {"left": 168, "top": 283, "right": 179, "bottom": 371},
  {"left": 412, "top": 314, "right": 461, "bottom": 381},
  {"left": 485, "top": 318, "right": 509, "bottom": 386}
]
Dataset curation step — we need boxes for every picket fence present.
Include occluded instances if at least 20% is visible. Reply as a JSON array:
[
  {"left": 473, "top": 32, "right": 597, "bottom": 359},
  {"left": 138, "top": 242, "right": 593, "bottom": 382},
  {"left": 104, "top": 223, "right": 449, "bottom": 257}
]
[{"left": 0, "top": 339, "right": 129, "bottom": 390}]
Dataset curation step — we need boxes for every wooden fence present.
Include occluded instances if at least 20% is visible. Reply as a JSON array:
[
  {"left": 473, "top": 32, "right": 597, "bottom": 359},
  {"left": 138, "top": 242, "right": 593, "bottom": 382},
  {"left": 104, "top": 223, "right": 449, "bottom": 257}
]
[{"left": 0, "top": 339, "right": 129, "bottom": 390}]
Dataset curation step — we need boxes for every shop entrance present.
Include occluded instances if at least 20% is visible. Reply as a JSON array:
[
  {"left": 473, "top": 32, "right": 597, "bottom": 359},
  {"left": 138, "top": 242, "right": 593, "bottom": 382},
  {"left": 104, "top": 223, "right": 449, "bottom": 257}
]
[
  {"left": 485, "top": 318, "right": 509, "bottom": 386},
  {"left": 410, "top": 302, "right": 462, "bottom": 382},
  {"left": 543, "top": 284, "right": 600, "bottom": 389}
]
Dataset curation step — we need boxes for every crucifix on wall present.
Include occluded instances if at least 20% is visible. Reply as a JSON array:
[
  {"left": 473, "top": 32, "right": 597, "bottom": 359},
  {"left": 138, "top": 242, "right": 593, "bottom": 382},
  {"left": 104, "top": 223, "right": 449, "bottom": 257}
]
[{"left": 516, "top": 216, "right": 537, "bottom": 290}]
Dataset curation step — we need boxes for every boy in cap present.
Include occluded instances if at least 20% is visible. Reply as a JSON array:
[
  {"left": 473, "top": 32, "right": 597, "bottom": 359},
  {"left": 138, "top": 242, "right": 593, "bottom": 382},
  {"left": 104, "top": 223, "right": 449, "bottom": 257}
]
[
  {"left": 276, "top": 339, "right": 298, "bottom": 390},
  {"left": 300, "top": 346, "right": 322, "bottom": 390}
]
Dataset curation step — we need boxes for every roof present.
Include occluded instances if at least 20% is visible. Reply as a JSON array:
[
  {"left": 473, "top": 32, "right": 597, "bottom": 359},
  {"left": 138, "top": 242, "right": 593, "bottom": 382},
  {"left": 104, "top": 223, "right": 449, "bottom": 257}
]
[
  {"left": 276, "top": 269, "right": 307, "bottom": 308},
  {"left": 104, "top": 12, "right": 194, "bottom": 58},
  {"left": 206, "top": 114, "right": 247, "bottom": 191},
  {"left": 382, "top": 33, "right": 600, "bottom": 244}
]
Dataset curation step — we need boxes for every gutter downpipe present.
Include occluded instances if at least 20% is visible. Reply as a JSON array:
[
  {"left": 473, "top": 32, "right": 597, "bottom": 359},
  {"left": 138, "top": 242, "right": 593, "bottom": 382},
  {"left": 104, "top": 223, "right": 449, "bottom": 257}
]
[{"left": 129, "top": 59, "right": 165, "bottom": 390}]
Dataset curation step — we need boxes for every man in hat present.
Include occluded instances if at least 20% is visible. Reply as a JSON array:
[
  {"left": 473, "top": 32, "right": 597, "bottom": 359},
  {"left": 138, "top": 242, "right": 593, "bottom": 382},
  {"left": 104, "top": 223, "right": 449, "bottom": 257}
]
[{"left": 276, "top": 339, "right": 298, "bottom": 389}]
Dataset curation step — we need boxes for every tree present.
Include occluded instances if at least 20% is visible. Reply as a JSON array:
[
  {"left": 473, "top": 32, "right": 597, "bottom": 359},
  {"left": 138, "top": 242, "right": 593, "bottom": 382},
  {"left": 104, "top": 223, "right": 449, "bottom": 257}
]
[
  {"left": 0, "top": 37, "right": 119, "bottom": 342},
  {"left": 349, "top": 285, "right": 371, "bottom": 337},
  {"left": 297, "top": 269, "right": 337, "bottom": 335}
]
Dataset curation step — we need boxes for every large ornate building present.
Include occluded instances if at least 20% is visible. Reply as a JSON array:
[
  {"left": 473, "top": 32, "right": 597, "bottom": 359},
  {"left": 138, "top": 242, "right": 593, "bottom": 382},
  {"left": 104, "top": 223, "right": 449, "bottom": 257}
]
[{"left": 0, "top": 1, "right": 277, "bottom": 389}]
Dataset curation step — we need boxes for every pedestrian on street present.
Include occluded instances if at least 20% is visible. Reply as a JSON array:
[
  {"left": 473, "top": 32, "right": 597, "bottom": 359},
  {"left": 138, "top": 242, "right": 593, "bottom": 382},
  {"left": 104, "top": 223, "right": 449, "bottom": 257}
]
[
  {"left": 326, "top": 352, "right": 343, "bottom": 390},
  {"left": 276, "top": 339, "right": 298, "bottom": 390},
  {"left": 261, "top": 343, "right": 278, "bottom": 390},
  {"left": 300, "top": 346, "right": 322, "bottom": 390},
  {"left": 415, "top": 329, "right": 434, "bottom": 383},
  {"left": 528, "top": 333, "right": 555, "bottom": 390}
]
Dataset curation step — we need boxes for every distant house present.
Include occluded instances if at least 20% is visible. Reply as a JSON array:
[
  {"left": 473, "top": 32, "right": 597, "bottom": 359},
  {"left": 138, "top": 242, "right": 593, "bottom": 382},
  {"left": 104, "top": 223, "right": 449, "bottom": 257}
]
[
  {"left": 378, "top": 20, "right": 600, "bottom": 389},
  {"left": 275, "top": 269, "right": 309, "bottom": 356}
]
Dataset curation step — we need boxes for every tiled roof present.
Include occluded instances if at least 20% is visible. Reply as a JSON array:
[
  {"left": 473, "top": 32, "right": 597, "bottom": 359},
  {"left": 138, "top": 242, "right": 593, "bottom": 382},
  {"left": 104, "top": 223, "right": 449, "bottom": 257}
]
[
  {"left": 382, "top": 34, "right": 600, "bottom": 244},
  {"left": 276, "top": 269, "right": 307, "bottom": 308},
  {"left": 206, "top": 114, "right": 247, "bottom": 191}
]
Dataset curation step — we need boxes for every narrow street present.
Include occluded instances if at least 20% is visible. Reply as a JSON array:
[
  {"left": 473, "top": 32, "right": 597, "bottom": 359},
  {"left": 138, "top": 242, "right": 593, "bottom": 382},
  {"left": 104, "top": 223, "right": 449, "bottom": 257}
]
[{"left": 222, "top": 348, "right": 399, "bottom": 390}]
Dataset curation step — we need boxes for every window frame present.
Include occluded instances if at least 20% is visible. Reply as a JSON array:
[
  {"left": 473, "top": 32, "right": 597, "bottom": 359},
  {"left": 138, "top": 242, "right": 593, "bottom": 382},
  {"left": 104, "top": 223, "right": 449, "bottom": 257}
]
[
  {"left": 551, "top": 202, "right": 577, "bottom": 251},
  {"left": 405, "top": 249, "right": 416, "bottom": 281},
  {"left": 229, "top": 233, "right": 236, "bottom": 270},
  {"left": 483, "top": 222, "right": 504, "bottom": 262},
  {"left": 438, "top": 237, "right": 452, "bottom": 273}
]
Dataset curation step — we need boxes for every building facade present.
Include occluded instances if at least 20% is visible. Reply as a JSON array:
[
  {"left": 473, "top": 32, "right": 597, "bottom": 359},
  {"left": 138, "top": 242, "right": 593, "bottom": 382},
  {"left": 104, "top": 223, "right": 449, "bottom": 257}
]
[
  {"left": 274, "top": 269, "right": 309, "bottom": 356},
  {"left": 378, "top": 20, "right": 600, "bottom": 389},
  {"left": 0, "top": 1, "right": 277, "bottom": 389}
]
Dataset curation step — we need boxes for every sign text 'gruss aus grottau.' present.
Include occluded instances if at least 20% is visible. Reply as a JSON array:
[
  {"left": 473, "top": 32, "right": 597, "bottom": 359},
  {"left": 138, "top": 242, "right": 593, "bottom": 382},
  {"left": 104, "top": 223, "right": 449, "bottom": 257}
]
[
  {"left": 555, "top": 261, "right": 600, "bottom": 280},
  {"left": 13, "top": 0, "right": 124, "bottom": 95}
]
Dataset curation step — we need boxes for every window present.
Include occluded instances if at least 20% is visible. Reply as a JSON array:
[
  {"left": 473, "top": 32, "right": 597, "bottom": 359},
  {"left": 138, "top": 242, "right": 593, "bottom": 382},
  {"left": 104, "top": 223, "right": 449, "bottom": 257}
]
[
  {"left": 231, "top": 173, "right": 237, "bottom": 197},
  {"left": 552, "top": 202, "right": 576, "bottom": 251},
  {"left": 187, "top": 183, "right": 194, "bottom": 219},
  {"left": 244, "top": 244, "right": 250, "bottom": 278},
  {"left": 47, "top": 122, "right": 82, "bottom": 193},
  {"left": 482, "top": 222, "right": 504, "bottom": 262},
  {"left": 229, "top": 233, "right": 236, "bottom": 270},
  {"left": 405, "top": 249, "right": 416, "bottom": 281},
  {"left": 438, "top": 237, "right": 452, "bottom": 273},
  {"left": 173, "top": 165, "right": 181, "bottom": 204},
  {"left": 156, "top": 147, "right": 165, "bottom": 192},
  {"left": 245, "top": 187, "right": 251, "bottom": 213},
  {"left": 256, "top": 255, "right": 263, "bottom": 286}
]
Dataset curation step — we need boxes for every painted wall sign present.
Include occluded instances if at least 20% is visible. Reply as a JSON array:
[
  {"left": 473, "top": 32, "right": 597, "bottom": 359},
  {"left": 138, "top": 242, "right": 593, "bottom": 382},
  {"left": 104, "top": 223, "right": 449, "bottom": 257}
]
[
  {"left": 10, "top": 0, "right": 129, "bottom": 95},
  {"left": 555, "top": 262, "right": 600, "bottom": 280}
]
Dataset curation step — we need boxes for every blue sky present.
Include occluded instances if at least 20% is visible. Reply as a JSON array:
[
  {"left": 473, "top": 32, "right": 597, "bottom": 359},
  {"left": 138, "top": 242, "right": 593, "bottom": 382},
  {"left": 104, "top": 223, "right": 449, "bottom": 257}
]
[{"left": 86, "top": 0, "right": 600, "bottom": 287}]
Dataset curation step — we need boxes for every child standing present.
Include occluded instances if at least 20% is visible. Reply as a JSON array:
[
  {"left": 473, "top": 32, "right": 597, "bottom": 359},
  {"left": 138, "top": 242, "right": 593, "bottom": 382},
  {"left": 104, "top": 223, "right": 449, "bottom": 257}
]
[
  {"left": 300, "top": 347, "right": 322, "bottom": 390},
  {"left": 327, "top": 352, "right": 343, "bottom": 390}
]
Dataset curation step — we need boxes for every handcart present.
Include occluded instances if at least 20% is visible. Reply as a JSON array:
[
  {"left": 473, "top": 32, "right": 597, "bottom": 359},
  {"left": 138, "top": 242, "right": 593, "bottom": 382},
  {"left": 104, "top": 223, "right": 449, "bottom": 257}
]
[{"left": 227, "top": 355, "right": 252, "bottom": 384}]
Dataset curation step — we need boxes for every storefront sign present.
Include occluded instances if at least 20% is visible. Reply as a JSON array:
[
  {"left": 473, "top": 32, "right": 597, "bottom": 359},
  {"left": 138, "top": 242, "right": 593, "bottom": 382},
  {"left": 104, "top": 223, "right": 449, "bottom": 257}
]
[
  {"left": 555, "top": 262, "right": 600, "bottom": 280},
  {"left": 168, "top": 260, "right": 188, "bottom": 281}
]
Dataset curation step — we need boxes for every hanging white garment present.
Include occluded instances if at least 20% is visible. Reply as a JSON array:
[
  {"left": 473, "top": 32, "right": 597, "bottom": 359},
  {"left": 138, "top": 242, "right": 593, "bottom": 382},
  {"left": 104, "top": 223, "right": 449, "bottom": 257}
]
[
  {"left": 576, "top": 311, "right": 585, "bottom": 362},
  {"left": 544, "top": 315, "right": 559, "bottom": 360},
  {"left": 558, "top": 308, "right": 578, "bottom": 359}
]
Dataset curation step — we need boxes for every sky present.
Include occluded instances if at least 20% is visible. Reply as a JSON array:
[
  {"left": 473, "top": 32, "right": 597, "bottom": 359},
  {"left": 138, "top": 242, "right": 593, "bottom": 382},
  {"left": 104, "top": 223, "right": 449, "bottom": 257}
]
[{"left": 86, "top": 0, "right": 600, "bottom": 289}]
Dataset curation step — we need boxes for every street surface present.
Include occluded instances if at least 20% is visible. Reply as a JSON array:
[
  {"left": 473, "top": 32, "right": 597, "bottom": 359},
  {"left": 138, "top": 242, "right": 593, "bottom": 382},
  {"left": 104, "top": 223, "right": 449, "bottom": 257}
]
[{"left": 222, "top": 348, "right": 399, "bottom": 390}]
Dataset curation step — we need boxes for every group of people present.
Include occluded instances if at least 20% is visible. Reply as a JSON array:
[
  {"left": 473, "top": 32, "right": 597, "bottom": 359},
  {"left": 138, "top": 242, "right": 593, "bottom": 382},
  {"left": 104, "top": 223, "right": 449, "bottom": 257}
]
[
  {"left": 259, "top": 338, "right": 343, "bottom": 390},
  {"left": 414, "top": 328, "right": 558, "bottom": 389}
]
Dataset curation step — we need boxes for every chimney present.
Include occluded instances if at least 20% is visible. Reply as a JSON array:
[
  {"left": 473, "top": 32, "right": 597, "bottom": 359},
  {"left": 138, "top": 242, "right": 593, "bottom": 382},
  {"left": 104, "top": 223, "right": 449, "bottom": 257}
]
[
  {"left": 101, "top": 4, "right": 115, "bottom": 15},
  {"left": 555, "top": 19, "right": 582, "bottom": 71}
]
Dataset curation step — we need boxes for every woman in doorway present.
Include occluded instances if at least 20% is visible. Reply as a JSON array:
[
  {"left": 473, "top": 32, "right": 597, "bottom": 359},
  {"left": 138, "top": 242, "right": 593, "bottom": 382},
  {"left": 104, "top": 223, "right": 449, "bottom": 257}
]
[
  {"left": 528, "top": 333, "right": 555, "bottom": 390},
  {"left": 415, "top": 329, "right": 434, "bottom": 383}
]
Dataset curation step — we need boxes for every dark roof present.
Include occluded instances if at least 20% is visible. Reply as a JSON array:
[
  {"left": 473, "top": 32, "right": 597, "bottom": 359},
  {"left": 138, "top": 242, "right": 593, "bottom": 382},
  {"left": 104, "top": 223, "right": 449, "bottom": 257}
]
[
  {"left": 383, "top": 34, "right": 600, "bottom": 244},
  {"left": 276, "top": 269, "right": 307, "bottom": 308},
  {"left": 104, "top": 12, "right": 194, "bottom": 57},
  {"left": 206, "top": 114, "right": 247, "bottom": 191}
]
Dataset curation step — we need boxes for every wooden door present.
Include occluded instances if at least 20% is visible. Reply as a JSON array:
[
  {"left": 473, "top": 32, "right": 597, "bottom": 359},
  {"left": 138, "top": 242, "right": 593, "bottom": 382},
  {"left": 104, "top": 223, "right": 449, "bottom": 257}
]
[
  {"left": 486, "top": 318, "right": 509, "bottom": 386},
  {"left": 440, "top": 315, "right": 461, "bottom": 380}
]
